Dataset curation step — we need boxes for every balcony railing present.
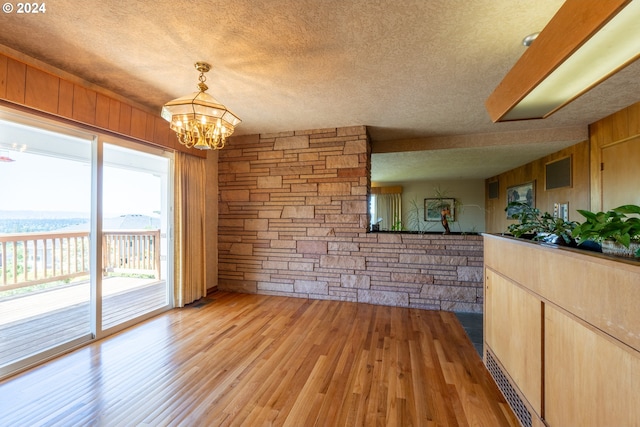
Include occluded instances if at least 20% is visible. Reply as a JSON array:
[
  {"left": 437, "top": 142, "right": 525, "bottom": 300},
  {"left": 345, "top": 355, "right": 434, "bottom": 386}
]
[
  {"left": 102, "top": 230, "right": 161, "bottom": 278},
  {"left": 0, "top": 230, "right": 161, "bottom": 292}
]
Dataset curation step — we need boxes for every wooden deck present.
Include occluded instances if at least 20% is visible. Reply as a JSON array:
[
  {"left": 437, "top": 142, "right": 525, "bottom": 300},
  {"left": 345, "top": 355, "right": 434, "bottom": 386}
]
[
  {"left": 0, "top": 291, "right": 518, "bottom": 426},
  {"left": 0, "top": 278, "right": 168, "bottom": 368}
]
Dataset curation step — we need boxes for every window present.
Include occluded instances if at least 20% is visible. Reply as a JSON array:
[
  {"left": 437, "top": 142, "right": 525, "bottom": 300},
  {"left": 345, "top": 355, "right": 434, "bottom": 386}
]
[{"left": 0, "top": 107, "right": 173, "bottom": 379}]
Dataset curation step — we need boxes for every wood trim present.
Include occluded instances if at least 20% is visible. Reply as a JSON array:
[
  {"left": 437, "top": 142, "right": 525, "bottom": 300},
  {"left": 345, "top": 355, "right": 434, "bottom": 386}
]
[
  {"left": 0, "top": 98, "right": 172, "bottom": 156},
  {"left": 118, "top": 103, "right": 132, "bottom": 135},
  {"left": 107, "top": 98, "right": 121, "bottom": 132},
  {"left": 130, "top": 108, "right": 147, "bottom": 140},
  {"left": 72, "top": 85, "right": 97, "bottom": 125},
  {"left": 630, "top": 102, "right": 640, "bottom": 135},
  {"left": 57, "top": 79, "right": 74, "bottom": 118},
  {"left": 485, "top": 0, "right": 629, "bottom": 122},
  {"left": 145, "top": 112, "right": 155, "bottom": 141},
  {"left": 0, "top": 51, "right": 206, "bottom": 158},
  {"left": 5, "top": 57, "right": 26, "bottom": 104},
  {"left": 95, "top": 93, "right": 111, "bottom": 129},
  {"left": 371, "top": 127, "right": 587, "bottom": 154},
  {"left": 0, "top": 43, "right": 157, "bottom": 116},
  {"left": 153, "top": 115, "right": 171, "bottom": 148},
  {"left": 0, "top": 55, "right": 7, "bottom": 98},
  {"left": 611, "top": 105, "right": 629, "bottom": 142},
  {"left": 24, "top": 66, "right": 59, "bottom": 114}
]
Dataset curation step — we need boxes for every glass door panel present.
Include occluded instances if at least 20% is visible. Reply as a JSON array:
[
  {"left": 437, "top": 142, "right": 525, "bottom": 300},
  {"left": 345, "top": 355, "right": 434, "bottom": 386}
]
[
  {"left": 101, "top": 142, "right": 171, "bottom": 331},
  {"left": 0, "top": 113, "right": 93, "bottom": 376}
]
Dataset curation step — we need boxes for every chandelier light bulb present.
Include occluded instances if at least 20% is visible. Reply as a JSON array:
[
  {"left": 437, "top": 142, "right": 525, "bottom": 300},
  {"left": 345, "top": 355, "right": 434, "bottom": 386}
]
[{"left": 161, "top": 62, "right": 241, "bottom": 150}]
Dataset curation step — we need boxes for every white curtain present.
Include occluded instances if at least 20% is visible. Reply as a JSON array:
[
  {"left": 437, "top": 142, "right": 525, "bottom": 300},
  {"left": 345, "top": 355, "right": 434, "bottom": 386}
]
[
  {"left": 173, "top": 152, "right": 207, "bottom": 307},
  {"left": 375, "top": 193, "right": 402, "bottom": 230}
]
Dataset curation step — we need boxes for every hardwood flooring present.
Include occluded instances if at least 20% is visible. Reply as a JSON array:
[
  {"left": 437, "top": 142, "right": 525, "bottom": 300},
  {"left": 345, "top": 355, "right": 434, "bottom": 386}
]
[
  {"left": 0, "top": 291, "right": 518, "bottom": 426},
  {"left": 0, "top": 279, "right": 167, "bottom": 368}
]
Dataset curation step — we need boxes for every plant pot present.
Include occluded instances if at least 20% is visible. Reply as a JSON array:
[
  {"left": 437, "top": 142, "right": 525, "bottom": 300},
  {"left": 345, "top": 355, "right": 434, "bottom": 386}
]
[{"left": 600, "top": 240, "right": 640, "bottom": 258}]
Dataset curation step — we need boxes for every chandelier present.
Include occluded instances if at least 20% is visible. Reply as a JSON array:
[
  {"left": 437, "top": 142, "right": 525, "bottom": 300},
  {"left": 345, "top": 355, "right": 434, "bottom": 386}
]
[{"left": 161, "top": 62, "right": 241, "bottom": 150}]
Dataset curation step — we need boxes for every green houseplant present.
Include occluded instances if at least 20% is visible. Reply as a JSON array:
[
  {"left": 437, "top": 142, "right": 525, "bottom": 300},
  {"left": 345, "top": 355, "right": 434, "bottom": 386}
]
[
  {"left": 572, "top": 204, "right": 640, "bottom": 257},
  {"left": 505, "top": 202, "right": 577, "bottom": 245}
]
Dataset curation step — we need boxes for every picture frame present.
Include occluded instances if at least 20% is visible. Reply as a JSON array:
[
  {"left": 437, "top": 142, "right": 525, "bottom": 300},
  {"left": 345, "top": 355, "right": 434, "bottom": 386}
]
[
  {"left": 424, "top": 198, "right": 455, "bottom": 222},
  {"left": 506, "top": 181, "right": 535, "bottom": 218}
]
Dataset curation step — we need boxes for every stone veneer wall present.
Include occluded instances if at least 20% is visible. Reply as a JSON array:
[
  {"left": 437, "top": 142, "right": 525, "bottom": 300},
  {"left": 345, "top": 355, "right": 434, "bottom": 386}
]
[{"left": 218, "top": 126, "right": 483, "bottom": 312}]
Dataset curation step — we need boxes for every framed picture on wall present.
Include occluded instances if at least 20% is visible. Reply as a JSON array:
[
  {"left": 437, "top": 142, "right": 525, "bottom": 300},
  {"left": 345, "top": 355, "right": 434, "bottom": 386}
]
[
  {"left": 424, "top": 198, "right": 455, "bottom": 222},
  {"left": 506, "top": 181, "right": 535, "bottom": 217}
]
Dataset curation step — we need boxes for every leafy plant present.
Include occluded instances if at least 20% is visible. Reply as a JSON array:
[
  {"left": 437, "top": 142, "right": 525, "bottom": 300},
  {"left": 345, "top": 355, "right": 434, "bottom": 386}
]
[
  {"left": 406, "top": 197, "right": 432, "bottom": 232},
  {"left": 505, "top": 202, "right": 577, "bottom": 245},
  {"left": 405, "top": 190, "right": 456, "bottom": 233},
  {"left": 572, "top": 205, "right": 640, "bottom": 256},
  {"left": 390, "top": 216, "right": 403, "bottom": 231}
]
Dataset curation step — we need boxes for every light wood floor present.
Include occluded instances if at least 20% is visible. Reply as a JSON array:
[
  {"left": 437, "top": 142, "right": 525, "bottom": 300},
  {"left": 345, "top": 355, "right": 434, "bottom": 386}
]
[
  {"left": 0, "top": 279, "right": 167, "bottom": 367},
  {"left": 0, "top": 291, "right": 518, "bottom": 426}
]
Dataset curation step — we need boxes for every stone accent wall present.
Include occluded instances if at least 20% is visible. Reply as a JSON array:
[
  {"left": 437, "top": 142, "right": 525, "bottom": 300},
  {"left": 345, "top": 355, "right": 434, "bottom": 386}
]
[{"left": 218, "top": 126, "right": 483, "bottom": 312}]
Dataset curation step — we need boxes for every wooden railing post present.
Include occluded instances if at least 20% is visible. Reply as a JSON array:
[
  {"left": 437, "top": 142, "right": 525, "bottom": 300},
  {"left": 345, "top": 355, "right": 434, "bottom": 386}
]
[
  {"left": 154, "top": 229, "right": 161, "bottom": 280},
  {"left": 0, "top": 229, "right": 160, "bottom": 292}
]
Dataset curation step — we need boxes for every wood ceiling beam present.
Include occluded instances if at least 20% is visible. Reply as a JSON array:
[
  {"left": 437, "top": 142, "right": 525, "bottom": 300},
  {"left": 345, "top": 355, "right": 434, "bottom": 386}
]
[
  {"left": 371, "top": 126, "right": 587, "bottom": 154},
  {"left": 485, "top": 0, "right": 630, "bottom": 122}
]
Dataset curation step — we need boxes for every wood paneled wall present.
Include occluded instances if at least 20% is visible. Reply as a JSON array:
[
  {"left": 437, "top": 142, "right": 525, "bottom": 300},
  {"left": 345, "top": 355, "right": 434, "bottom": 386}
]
[
  {"left": 486, "top": 100, "right": 640, "bottom": 234},
  {"left": 485, "top": 140, "right": 590, "bottom": 234},
  {"left": 0, "top": 52, "right": 202, "bottom": 157},
  {"left": 589, "top": 101, "right": 640, "bottom": 211}
]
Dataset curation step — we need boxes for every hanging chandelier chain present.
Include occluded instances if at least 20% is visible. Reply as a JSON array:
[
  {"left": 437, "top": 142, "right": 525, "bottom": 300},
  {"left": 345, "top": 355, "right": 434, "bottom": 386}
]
[{"left": 195, "top": 61, "right": 210, "bottom": 92}]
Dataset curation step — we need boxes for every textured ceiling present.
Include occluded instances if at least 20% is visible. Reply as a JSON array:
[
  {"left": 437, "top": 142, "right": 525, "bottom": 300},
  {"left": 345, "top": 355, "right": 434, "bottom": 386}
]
[{"left": 1, "top": 0, "right": 639, "bottom": 181}]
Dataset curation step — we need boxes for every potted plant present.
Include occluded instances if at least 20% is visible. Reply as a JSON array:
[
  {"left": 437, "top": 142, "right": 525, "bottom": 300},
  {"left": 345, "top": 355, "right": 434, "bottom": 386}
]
[
  {"left": 572, "top": 204, "right": 640, "bottom": 258},
  {"left": 505, "top": 202, "right": 578, "bottom": 246}
]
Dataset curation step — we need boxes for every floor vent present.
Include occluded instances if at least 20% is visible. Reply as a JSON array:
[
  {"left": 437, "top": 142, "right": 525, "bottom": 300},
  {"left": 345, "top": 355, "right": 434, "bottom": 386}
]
[
  {"left": 187, "top": 297, "right": 215, "bottom": 309},
  {"left": 486, "top": 351, "right": 532, "bottom": 427}
]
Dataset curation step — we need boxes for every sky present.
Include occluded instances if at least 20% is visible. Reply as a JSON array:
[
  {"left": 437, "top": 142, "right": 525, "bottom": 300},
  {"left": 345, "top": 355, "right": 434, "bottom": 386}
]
[{"left": 0, "top": 150, "right": 163, "bottom": 217}]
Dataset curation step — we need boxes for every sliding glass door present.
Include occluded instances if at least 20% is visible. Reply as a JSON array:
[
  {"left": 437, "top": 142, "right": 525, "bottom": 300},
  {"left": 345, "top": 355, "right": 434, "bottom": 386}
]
[
  {"left": 0, "top": 111, "right": 94, "bottom": 375},
  {"left": 101, "top": 142, "right": 171, "bottom": 332},
  {"left": 0, "top": 108, "right": 173, "bottom": 378}
]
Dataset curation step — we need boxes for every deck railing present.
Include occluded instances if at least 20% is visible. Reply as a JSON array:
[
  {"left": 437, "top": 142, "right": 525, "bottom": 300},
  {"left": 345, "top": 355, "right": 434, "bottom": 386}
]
[
  {"left": 0, "top": 230, "right": 161, "bottom": 292},
  {"left": 102, "top": 230, "right": 161, "bottom": 279}
]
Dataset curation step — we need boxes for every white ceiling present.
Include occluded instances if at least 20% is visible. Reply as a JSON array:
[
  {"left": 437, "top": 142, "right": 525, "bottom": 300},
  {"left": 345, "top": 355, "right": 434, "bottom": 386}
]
[{"left": 0, "top": 0, "right": 638, "bottom": 182}]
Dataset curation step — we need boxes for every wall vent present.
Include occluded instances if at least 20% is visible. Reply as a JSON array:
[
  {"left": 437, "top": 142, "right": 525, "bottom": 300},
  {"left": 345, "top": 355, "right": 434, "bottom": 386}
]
[
  {"left": 486, "top": 351, "right": 532, "bottom": 427},
  {"left": 488, "top": 181, "right": 499, "bottom": 199}
]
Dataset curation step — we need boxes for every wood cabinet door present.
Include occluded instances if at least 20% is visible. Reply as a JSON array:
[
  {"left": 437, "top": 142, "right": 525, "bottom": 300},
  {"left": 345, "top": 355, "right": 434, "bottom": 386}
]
[
  {"left": 485, "top": 268, "right": 543, "bottom": 414},
  {"left": 545, "top": 305, "right": 640, "bottom": 427}
]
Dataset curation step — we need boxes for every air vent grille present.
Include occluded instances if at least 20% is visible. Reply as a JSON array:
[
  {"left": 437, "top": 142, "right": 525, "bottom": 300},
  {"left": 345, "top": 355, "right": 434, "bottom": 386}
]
[{"left": 486, "top": 351, "right": 532, "bottom": 427}]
